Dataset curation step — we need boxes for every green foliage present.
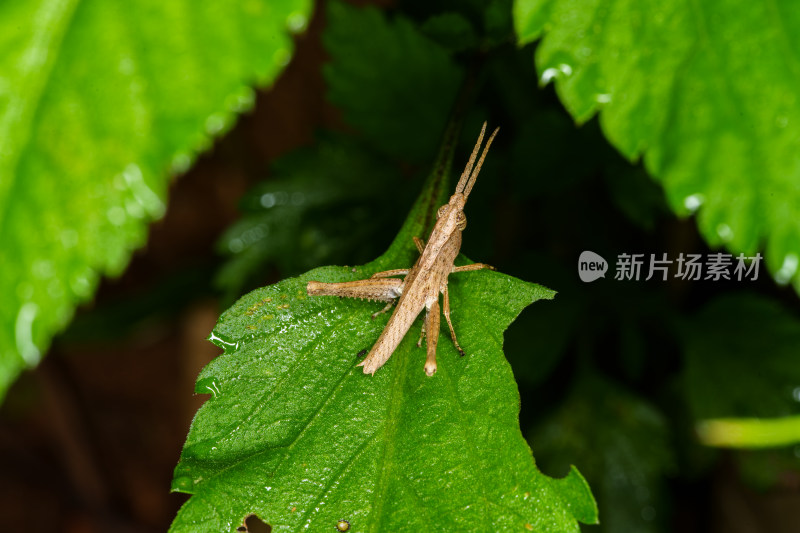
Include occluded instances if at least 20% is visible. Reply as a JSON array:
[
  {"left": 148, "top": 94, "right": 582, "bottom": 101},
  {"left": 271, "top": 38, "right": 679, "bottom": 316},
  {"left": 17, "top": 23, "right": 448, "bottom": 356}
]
[
  {"left": 0, "top": 0, "right": 312, "bottom": 401},
  {"left": 178, "top": 8, "right": 598, "bottom": 528},
  {"left": 171, "top": 148, "right": 597, "bottom": 532},
  {"left": 682, "top": 293, "right": 800, "bottom": 421},
  {"left": 323, "top": 0, "right": 463, "bottom": 163},
  {"left": 419, "top": 13, "right": 479, "bottom": 52},
  {"left": 534, "top": 376, "right": 674, "bottom": 533},
  {"left": 215, "top": 134, "right": 405, "bottom": 301},
  {"left": 6, "top": 0, "right": 799, "bottom": 529},
  {"left": 697, "top": 416, "right": 800, "bottom": 449},
  {"left": 683, "top": 293, "right": 800, "bottom": 449},
  {"left": 513, "top": 0, "right": 800, "bottom": 291}
]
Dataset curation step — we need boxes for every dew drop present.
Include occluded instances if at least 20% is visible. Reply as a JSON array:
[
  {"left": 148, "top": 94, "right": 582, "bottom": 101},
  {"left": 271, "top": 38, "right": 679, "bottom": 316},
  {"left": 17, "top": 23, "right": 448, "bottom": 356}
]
[
  {"left": 173, "top": 476, "right": 193, "bottom": 491},
  {"left": 792, "top": 387, "right": 800, "bottom": 402},
  {"left": 208, "top": 331, "right": 239, "bottom": 353},
  {"left": 15, "top": 302, "right": 40, "bottom": 366},
  {"left": 540, "top": 63, "right": 573, "bottom": 84},
  {"left": 683, "top": 193, "right": 704, "bottom": 213},
  {"left": 540, "top": 67, "right": 559, "bottom": 84},
  {"left": 123, "top": 163, "right": 165, "bottom": 217},
  {"left": 226, "top": 86, "right": 255, "bottom": 113},
  {"left": 171, "top": 152, "right": 193, "bottom": 174},
  {"left": 715, "top": 223, "right": 733, "bottom": 242},
  {"left": 287, "top": 11, "right": 308, "bottom": 33},
  {"left": 260, "top": 193, "right": 276, "bottom": 208},
  {"left": 70, "top": 272, "right": 93, "bottom": 298},
  {"left": 229, "top": 238, "right": 244, "bottom": 253},
  {"left": 197, "top": 377, "right": 222, "bottom": 398},
  {"left": 775, "top": 253, "right": 799, "bottom": 285},
  {"left": 205, "top": 113, "right": 226, "bottom": 135},
  {"left": 122, "top": 197, "right": 142, "bottom": 218}
]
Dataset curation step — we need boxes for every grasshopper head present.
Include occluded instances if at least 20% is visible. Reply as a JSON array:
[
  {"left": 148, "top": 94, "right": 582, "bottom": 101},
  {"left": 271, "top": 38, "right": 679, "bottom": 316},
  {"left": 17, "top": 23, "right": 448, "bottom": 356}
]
[{"left": 437, "top": 197, "right": 468, "bottom": 231}]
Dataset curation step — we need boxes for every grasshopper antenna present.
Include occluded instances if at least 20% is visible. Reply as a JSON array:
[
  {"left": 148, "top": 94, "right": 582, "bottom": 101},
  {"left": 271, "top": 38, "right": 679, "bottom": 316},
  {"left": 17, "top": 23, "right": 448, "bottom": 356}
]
[
  {"left": 456, "top": 122, "right": 486, "bottom": 194},
  {"left": 462, "top": 126, "right": 499, "bottom": 198},
  {"left": 456, "top": 123, "right": 500, "bottom": 199}
]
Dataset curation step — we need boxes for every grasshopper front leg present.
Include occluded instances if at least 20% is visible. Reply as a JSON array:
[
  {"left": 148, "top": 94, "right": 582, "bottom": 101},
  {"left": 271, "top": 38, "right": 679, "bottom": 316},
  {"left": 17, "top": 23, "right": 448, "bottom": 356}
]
[{"left": 369, "top": 269, "right": 409, "bottom": 279}]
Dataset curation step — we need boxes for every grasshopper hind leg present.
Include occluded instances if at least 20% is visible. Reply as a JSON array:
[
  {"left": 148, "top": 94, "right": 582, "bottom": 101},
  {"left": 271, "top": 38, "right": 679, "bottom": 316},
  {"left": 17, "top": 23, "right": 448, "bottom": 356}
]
[{"left": 423, "top": 300, "right": 440, "bottom": 376}]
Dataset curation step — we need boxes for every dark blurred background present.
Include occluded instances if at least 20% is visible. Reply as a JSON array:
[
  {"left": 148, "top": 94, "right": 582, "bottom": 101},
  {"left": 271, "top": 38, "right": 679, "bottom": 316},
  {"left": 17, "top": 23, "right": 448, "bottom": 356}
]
[{"left": 2, "top": 1, "right": 800, "bottom": 532}]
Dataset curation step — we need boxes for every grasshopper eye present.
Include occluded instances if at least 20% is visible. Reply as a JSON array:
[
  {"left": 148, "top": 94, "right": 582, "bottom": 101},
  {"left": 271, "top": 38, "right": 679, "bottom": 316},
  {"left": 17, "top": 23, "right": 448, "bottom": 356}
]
[
  {"left": 457, "top": 212, "right": 467, "bottom": 230},
  {"left": 437, "top": 205, "right": 448, "bottom": 219}
]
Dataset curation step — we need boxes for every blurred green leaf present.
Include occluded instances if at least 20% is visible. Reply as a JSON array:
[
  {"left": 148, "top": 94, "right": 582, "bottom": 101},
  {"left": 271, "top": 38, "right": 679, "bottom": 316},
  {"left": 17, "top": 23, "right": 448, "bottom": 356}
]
[
  {"left": 171, "top": 127, "right": 596, "bottom": 532},
  {"left": 685, "top": 293, "right": 800, "bottom": 491},
  {"left": 697, "top": 415, "right": 800, "bottom": 449},
  {"left": 323, "top": 0, "right": 463, "bottom": 163},
  {"left": 484, "top": 0, "right": 516, "bottom": 46},
  {"left": 513, "top": 0, "right": 800, "bottom": 289},
  {"left": 0, "top": 0, "right": 313, "bottom": 401},
  {"left": 682, "top": 293, "right": 800, "bottom": 422},
  {"left": 215, "top": 134, "right": 405, "bottom": 301},
  {"left": 419, "top": 12, "right": 478, "bottom": 52},
  {"left": 534, "top": 375, "right": 674, "bottom": 533}
]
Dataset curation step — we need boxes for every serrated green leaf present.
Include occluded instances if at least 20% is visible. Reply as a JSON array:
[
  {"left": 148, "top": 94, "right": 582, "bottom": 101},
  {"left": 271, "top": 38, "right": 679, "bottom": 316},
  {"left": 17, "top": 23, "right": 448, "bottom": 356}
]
[
  {"left": 513, "top": 0, "right": 800, "bottom": 289},
  {"left": 171, "top": 126, "right": 596, "bottom": 532},
  {"left": 323, "top": 0, "right": 463, "bottom": 163},
  {"left": 0, "top": 0, "right": 313, "bottom": 401}
]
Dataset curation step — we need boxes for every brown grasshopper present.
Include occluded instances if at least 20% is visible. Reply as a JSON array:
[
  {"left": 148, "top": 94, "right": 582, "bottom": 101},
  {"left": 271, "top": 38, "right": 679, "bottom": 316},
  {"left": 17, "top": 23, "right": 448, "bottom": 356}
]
[{"left": 307, "top": 123, "right": 499, "bottom": 376}]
